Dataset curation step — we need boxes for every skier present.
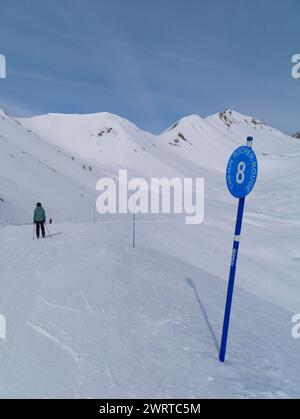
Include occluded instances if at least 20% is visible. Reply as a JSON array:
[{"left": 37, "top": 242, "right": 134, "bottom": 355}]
[{"left": 33, "top": 202, "right": 46, "bottom": 239}]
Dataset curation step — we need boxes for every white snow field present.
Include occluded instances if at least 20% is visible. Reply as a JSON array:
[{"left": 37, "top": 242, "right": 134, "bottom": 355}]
[{"left": 0, "top": 108, "right": 299, "bottom": 398}]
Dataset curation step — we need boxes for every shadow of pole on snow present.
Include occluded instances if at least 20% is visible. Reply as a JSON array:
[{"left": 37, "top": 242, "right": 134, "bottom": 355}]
[{"left": 185, "top": 277, "right": 220, "bottom": 355}]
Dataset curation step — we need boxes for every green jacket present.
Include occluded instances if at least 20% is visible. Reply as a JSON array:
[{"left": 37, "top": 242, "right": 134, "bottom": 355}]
[{"left": 33, "top": 207, "right": 46, "bottom": 222}]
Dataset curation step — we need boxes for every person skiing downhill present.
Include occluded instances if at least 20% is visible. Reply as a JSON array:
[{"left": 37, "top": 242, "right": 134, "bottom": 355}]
[{"left": 33, "top": 202, "right": 46, "bottom": 238}]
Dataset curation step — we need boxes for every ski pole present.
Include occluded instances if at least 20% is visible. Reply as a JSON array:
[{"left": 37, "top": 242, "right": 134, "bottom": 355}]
[
  {"left": 45, "top": 224, "right": 52, "bottom": 238},
  {"left": 32, "top": 223, "right": 35, "bottom": 240}
]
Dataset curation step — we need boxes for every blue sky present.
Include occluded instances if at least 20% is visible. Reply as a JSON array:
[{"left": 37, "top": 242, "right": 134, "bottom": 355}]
[{"left": 0, "top": 0, "right": 299, "bottom": 134}]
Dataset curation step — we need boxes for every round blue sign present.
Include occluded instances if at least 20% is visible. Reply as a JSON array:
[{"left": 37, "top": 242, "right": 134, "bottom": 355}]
[{"left": 226, "top": 146, "right": 258, "bottom": 198}]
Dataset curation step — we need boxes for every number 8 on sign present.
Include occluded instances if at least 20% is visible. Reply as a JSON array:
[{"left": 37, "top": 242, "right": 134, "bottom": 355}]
[
  {"left": 226, "top": 146, "right": 258, "bottom": 198},
  {"left": 236, "top": 161, "right": 246, "bottom": 184}
]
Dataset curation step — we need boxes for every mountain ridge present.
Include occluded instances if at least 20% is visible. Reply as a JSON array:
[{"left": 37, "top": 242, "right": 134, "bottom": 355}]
[
  {"left": 0, "top": 106, "right": 299, "bottom": 225},
  {"left": 1, "top": 105, "right": 295, "bottom": 139}
]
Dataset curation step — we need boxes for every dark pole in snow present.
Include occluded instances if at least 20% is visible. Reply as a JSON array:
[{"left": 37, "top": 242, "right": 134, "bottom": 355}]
[
  {"left": 219, "top": 136, "right": 258, "bottom": 363},
  {"left": 219, "top": 197, "right": 245, "bottom": 362}
]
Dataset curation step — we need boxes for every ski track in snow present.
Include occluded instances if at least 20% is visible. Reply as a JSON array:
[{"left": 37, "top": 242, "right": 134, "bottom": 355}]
[
  {"left": 27, "top": 322, "right": 81, "bottom": 365},
  {"left": 41, "top": 297, "right": 82, "bottom": 314}
]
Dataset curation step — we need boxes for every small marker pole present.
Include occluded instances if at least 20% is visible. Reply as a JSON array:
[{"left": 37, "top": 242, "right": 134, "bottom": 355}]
[
  {"left": 133, "top": 202, "right": 136, "bottom": 249},
  {"left": 45, "top": 224, "right": 52, "bottom": 238},
  {"left": 219, "top": 136, "right": 255, "bottom": 363}
]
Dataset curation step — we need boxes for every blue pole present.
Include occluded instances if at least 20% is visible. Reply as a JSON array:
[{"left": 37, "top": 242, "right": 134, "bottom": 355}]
[
  {"left": 219, "top": 197, "right": 245, "bottom": 362},
  {"left": 219, "top": 136, "right": 253, "bottom": 363},
  {"left": 133, "top": 209, "right": 136, "bottom": 248}
]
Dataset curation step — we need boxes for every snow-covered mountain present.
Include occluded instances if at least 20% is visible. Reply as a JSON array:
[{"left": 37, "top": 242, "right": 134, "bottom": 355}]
[
  {"left": 0, "top": 107, "right": 299, "bottom": 398},
  {"left": 0, "top": 109, "right": 103, "bottom": 224},
  {"left": 15, "top": 107, "right": 299, "bottom": 201},
  {"left": 1, "top": 106, "right": 299, "bottom": 310},
  {"left": 11, "top": 107, "right": 300, "bottom": 231}
]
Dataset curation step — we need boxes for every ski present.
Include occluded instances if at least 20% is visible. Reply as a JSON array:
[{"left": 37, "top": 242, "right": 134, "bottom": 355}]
[{"left": 33, "top": 232, "right": 63, "bottom": 239}]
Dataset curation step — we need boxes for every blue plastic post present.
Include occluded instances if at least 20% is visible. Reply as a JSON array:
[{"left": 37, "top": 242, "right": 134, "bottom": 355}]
[
  {"left": 219, "top": 197, "right": 245, "bottom": 362},
  {"left": 219, "top": 136, "right": 254, "bottom": 363}
]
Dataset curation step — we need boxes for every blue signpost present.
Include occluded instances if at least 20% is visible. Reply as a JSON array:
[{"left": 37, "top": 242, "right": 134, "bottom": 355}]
[
  {"left": 219, "top": 136, "right": 258, "bottom": 363},
  {"left": 133, "top": 210, "right": 136, "bottom": 248}
]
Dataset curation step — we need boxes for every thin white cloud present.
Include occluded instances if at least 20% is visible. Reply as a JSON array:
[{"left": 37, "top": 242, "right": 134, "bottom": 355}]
[{"left": 0, "top": 98, "right": 42, "bottom": 117}]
